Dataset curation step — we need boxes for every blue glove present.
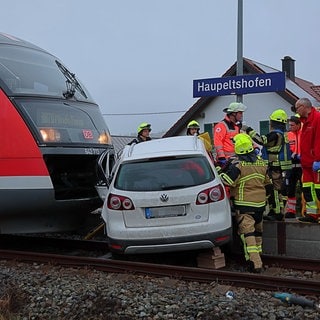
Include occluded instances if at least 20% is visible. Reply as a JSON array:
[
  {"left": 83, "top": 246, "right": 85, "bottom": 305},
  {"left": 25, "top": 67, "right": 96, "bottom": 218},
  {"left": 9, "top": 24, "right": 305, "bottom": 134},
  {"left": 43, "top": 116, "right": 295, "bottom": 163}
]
[
  {"left": 218, "top": 158, "right": 227, "bottom": 167},
  {"left": 291, "top": 153, "right": 300, "bottom": 161},
  {"left": 312, "top": 161, "right": 320, "bottom": 172}
]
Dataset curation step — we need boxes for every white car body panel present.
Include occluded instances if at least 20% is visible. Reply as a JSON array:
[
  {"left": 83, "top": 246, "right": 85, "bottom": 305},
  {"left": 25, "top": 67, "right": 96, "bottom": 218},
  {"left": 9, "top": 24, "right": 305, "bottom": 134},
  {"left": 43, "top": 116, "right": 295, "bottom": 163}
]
[{"left": 102, "top": 136, "right": 232, "bottom": 254}]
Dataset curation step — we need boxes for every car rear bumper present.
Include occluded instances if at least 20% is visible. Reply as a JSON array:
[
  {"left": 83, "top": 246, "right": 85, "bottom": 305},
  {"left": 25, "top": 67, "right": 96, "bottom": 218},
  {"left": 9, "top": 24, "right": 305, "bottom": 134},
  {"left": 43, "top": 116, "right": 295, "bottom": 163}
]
[{"left": 107, "top": 227, "right": 233, "bottom": 254}]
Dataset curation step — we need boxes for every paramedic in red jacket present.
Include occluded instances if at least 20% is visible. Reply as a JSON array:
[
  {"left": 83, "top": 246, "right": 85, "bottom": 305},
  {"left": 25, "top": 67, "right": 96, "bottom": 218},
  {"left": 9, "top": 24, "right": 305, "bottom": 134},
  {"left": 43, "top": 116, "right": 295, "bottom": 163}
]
[{"left": 294, "top": 98, "right": 320, "bottom": 223}]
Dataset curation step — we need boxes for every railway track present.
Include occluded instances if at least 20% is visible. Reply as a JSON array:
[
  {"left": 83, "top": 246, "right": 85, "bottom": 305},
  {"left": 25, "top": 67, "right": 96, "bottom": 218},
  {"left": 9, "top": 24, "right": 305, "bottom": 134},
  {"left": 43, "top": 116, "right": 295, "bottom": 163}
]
[{"left": 0, "top": 234, "right": 319, "bottom": 296}]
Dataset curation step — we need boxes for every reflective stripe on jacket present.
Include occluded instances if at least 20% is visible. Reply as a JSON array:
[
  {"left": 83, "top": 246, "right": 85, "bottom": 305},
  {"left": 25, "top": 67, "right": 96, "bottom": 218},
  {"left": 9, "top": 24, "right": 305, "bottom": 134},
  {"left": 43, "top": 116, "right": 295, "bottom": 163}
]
[
  {"left": 260, "top": 130, "right": 292, "bottom": 170},
  {"left": 220, "top": 158, "right": 270, "bottom": 210}
]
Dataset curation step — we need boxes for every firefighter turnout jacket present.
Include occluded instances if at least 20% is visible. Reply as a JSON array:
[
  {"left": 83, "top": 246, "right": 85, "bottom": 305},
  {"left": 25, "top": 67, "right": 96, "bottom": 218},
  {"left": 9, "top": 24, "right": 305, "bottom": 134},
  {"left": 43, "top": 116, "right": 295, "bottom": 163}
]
[
  {"left": 248, "top": 129, "right": 292, "bottom": 171},
  {"left": 219, "top": 155, "right": 271, "bottom": 211}
]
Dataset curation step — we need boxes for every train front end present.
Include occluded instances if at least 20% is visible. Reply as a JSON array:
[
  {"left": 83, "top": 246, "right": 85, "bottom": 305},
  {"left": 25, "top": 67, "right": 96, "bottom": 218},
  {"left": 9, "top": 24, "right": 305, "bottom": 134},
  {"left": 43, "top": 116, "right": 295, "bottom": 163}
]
[{"left": 0, "top": 33, "right": 114, "bottom": 233}]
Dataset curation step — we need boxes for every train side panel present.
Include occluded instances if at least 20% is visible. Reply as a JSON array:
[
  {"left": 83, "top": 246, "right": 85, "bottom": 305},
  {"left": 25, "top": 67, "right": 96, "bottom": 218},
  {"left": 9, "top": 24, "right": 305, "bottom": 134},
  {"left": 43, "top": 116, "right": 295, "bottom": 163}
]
[
  {"left": 0, "top": 89, "right": 49, "bottom": 175},
  {"left": 0, "top": 33, "right": 115, "bottom": 234}
]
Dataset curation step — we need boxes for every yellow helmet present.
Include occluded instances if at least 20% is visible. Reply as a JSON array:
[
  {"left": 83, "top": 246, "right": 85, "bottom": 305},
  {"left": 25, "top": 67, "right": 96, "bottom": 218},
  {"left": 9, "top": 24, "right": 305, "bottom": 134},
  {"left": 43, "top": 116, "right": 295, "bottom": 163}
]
[
  {"left": 234, "top": 133, "right": 254, "bottom": 155},
  {"left": 137, "top": 122, "right": 151, "bottom": 134},
  {"left": 269, "top": 109, "right": 288, "bottom": 123},
  {"left": 233, "top": 132, "right": 251, "bottom": 143},
  {"left": 187, "top": 120, "right": 200, "bottom": 129}
]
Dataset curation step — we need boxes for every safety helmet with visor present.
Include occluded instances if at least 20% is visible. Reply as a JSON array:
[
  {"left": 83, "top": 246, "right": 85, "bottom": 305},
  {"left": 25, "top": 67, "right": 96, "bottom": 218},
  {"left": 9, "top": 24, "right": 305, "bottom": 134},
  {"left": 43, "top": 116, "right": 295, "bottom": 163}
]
[
  {"left": 269, "top": 109, "right": 288, "bottom": 123},
  {"left": 234, "top": 133, "right": 254, "bottom": 155},
  {"left": 137, "top": 122, "right": 151, "bottom": 134},
  {"left": 187, "top": 120, "right": 200, "bottom": 129}
]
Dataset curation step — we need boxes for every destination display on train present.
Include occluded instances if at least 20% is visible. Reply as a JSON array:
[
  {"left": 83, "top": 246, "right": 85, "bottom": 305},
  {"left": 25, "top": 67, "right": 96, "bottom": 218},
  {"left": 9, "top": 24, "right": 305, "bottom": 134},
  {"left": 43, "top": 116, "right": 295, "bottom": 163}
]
[{"left": 38, "top": 110, "right": 87, "bottom": 128}]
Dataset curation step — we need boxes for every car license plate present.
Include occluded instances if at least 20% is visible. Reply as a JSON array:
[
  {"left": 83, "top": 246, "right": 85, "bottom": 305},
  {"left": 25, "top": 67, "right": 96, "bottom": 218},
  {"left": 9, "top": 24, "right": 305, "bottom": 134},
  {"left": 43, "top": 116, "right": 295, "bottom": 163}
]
[{"left": 145, "top": 206, "right": 186, "bottom": 219}]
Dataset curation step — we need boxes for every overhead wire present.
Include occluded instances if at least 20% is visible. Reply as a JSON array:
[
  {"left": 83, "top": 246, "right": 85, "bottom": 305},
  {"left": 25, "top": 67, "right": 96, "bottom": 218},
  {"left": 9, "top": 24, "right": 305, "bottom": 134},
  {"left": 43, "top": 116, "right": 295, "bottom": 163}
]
[{"left": 103, "top": 110, "right": 186, "bottom": 116}]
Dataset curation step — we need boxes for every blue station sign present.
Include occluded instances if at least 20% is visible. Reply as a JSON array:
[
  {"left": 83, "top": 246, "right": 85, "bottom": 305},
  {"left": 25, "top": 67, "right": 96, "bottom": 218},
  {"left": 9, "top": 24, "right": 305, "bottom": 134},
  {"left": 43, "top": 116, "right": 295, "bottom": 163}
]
[{"left": 193, "top": 72, "right": 286, "bottom": 98}]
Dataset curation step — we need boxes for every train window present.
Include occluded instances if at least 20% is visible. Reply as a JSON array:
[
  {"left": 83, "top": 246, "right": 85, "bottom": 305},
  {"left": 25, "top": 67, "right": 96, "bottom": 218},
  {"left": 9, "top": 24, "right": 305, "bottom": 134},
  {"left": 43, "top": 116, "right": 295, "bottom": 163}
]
[
  {"left": 18, "top": 99, "right": 112, "bottom": 145},
  {"left": 0, "top": 45, "right": 93, "bottom": 102}
]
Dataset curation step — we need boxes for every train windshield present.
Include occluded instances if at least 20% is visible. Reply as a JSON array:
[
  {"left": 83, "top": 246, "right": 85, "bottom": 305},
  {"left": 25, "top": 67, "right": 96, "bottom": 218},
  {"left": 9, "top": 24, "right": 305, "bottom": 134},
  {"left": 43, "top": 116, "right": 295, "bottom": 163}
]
[
  {"left": 0, "top": 44, "right": 93, "bottom": 102},
  {"left": 18, "top": 99, "right": 111, "bottom": 145}
]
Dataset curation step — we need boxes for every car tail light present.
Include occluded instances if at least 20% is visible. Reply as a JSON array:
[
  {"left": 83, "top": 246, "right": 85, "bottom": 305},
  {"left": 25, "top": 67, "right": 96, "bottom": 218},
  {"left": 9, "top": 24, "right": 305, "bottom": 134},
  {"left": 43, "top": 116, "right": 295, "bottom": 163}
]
[
  {"left": 215, "top": 235, "right": 230, "bottom": 243},
  {"left": 109, "top": 243, "right": 123, "bottom": 251},
  {"left": 107, "top": 193, "right": 135, "bottom": 210},
  {"left": 196, "top": 184, "right": 225, "bottom": 205}
]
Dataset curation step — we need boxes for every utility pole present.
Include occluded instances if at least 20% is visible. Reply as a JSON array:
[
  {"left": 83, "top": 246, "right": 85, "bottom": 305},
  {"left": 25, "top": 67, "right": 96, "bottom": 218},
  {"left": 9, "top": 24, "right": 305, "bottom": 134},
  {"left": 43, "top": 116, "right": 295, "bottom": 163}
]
[{"left": 236, "top": 0, "right": 243, "bottom": 103}]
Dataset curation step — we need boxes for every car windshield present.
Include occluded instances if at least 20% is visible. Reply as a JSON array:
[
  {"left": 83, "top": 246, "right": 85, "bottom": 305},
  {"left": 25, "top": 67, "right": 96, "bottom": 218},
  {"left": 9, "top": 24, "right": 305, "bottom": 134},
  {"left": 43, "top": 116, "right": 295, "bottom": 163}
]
[{"left": 114, "top": 156, "right": 215, "bottom": 191}]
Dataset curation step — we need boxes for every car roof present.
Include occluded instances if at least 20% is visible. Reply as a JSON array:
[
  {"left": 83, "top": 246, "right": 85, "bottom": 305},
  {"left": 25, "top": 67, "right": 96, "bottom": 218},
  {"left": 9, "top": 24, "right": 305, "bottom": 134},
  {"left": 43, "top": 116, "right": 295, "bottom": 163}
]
[{"left": 122, "top": 136, "right": 207, "bottom": 160}]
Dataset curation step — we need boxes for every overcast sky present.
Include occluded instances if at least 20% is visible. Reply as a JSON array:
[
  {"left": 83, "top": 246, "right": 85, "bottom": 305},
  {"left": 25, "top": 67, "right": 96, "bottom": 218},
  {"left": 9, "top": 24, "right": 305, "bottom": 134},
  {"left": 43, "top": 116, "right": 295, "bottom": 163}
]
[{"left": 1, "top": 1, "right": 319, "bottom": 135}]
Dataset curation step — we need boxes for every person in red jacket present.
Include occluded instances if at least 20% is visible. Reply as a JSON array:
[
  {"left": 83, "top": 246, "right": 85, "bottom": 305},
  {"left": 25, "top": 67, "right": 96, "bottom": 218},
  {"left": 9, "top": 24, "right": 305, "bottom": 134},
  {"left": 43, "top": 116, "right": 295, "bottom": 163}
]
[
  {"left": 294, "top": 98, "right": 320, "bottom": 223},
  {"left": 284, "top": 114, "right": 302, "bottom": 218},
  {"left": 213, "top": 102, "right": 247, "bottom": 167}
]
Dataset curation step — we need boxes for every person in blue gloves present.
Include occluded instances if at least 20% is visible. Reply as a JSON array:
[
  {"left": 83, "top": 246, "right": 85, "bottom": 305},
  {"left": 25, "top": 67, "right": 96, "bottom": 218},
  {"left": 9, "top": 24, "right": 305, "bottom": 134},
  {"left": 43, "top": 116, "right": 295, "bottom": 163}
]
[{"left": 294, "top": 98, "right": 320, "bottom": 223}]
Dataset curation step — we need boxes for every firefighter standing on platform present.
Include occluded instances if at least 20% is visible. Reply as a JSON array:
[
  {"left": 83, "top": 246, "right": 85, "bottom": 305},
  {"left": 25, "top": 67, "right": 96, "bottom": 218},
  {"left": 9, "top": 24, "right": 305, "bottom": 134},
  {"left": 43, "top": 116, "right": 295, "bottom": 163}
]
[
  {"left": 213, "top": 102, "right": 247, "bottom": 167},
  {"left": 219, "top": 133, "right": 271, "bottom": 273},
  {"left": 243, "top": 109, "right": 292, "bottom": 221}
]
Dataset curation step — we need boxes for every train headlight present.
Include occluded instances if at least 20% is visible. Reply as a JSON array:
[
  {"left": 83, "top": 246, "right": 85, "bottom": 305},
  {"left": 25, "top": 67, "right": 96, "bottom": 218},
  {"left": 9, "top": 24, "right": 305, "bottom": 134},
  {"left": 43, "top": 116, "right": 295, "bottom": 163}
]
[
  {"left": 98, "top": 131, "right": 112, "bottom": 144},
  {"left": 40, "top": 128, "right": 61, "bottom": 142}
]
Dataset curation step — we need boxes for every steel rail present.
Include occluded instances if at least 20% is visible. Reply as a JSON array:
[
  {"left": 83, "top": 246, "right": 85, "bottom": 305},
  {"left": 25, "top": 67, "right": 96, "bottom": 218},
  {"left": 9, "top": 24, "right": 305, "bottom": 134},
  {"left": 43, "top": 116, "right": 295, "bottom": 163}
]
[
  {"left": 229, "top": 252, "right": 320, "bottom": 272},
  {"left": 0, "top": 234, "right": 109, "bottom": 251},
  {"left": 0, "top": 249, "right": 319, "bottom": 296},
  {"left": 2, "top": 235, "right": 320, "bottom": 272}
]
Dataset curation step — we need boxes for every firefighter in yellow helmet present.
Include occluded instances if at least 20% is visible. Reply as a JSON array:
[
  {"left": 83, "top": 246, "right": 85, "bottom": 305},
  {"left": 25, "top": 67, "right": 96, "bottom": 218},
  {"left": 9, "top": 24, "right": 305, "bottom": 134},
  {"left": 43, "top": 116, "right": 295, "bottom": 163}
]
[
  {"left": 269, "top": 109, "right": 288, "bottom": 123},
  {"left": 219, "top": 133, "right": 271, "bottom": 273},
  {"left": 128, "top": 122, "right": 152, "bottom": 145},
  {"left": 242, "top": 109, "right": 292, "bottom": 221},
  {"left": 186, "top": 120, "right": 213, "bottom": 154},
  {"left": 186, "top": 120, "right": 200, "bottom": 136}
]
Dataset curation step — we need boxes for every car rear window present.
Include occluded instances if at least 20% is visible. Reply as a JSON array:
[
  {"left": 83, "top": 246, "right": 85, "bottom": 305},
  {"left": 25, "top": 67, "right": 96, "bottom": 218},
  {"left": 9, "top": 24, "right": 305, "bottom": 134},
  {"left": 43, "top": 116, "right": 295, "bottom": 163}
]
[{"left": 114, "top": 156, "right": 215, "bottom": 191}]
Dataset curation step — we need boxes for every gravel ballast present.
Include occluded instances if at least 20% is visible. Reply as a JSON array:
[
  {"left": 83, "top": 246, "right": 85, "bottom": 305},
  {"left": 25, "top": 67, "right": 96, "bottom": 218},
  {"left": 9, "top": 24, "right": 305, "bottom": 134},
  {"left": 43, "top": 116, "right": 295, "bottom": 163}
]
[{"left": 0, "top": 260, "right": 319, "bottom": 320}]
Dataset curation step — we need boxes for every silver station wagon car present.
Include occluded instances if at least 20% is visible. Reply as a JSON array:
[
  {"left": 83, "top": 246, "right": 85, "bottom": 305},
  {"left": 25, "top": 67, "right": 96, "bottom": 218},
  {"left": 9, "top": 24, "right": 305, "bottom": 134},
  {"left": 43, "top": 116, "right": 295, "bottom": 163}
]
[{"left": 101, "top": 135, "right": 232, "bottom": 254}]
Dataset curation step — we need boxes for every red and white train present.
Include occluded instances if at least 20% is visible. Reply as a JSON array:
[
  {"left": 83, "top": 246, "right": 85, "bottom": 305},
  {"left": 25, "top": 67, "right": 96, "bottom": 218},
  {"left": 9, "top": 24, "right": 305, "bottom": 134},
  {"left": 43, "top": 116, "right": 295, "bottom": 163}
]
[{"left": 0, "top": 32, "right": 115, "bottom": 233}]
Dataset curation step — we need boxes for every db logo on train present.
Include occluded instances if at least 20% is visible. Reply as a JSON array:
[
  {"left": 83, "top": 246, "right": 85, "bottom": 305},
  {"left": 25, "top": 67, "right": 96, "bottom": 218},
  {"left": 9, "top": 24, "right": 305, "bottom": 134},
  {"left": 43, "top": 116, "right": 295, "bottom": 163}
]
[{"left": 83, "top": 130, "right": 94, "bottom": 139}]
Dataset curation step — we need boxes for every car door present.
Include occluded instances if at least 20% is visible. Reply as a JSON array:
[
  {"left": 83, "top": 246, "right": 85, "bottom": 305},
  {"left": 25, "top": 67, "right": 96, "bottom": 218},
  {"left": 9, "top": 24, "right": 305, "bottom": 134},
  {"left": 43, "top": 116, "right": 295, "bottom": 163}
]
[{"left": 95, "top": 148, "right": 117, "bottom": 200}]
